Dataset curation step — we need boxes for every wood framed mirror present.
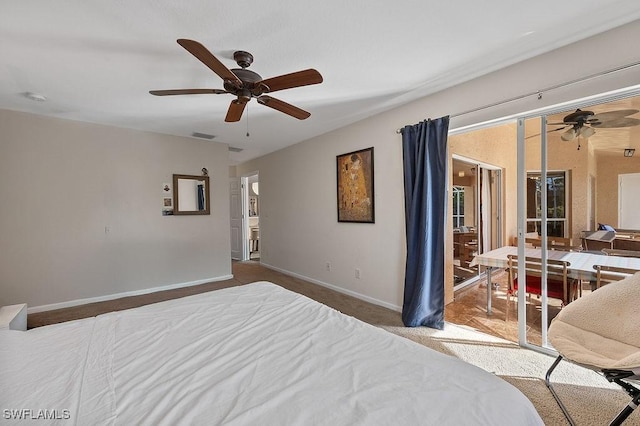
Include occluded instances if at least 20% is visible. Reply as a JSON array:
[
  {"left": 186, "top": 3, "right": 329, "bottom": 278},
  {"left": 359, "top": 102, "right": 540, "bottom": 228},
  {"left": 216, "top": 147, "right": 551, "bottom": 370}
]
[{"left": 173, "top": 174, "right": 210, "bottom": 215}]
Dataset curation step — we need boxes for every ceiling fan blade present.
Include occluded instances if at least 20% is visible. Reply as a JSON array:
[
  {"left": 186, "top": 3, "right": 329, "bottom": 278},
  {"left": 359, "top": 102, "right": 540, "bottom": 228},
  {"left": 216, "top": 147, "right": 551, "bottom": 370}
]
[
  {"left": 591, "top": 117, "right": 640, "bottom": 128},
  {"left": 225, "top": 100, "right": 247, "bottom": 122},
  {"left": 547, "top": 122, "right": 573, "bottom": 125},
  {"left": 258, "top": 69, "right": 323, "bottom": 93},
  {"left": 257, "top": 96, "right": 311, "bottom": 120},
  {"left": 548, "top": 125, "right": 570, "bottom": 132},
  {"left": 590, "top": 109, "right": 639, "bottom": 122},
  {"left": 149, "top": 89, "right": 227, "bottom": 96},
  {"left": 177, "top": 39, "right": 242, "bottom": 84},
  {"left": 525, "top": 126, "right": 568, "bottom": 140}
]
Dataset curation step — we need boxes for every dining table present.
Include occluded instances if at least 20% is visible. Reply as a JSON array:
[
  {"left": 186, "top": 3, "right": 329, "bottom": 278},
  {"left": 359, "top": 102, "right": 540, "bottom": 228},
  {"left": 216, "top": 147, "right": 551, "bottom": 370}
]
[{"left": 470, "top": 246, "right": 640, "bottom": 314}]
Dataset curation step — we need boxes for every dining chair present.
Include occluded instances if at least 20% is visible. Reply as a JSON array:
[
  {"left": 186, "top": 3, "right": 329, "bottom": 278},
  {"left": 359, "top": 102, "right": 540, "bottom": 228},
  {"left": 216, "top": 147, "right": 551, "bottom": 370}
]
[
  {"left": 530, "top": 236, "right": 575, "bottom": 251},
  {"left": 593, "top": 264, "right": 640, "bottom": 289},
  {"left": 511, "top": 237, "right": 538, "bottom": 248},
  {"left": 505, "top": 255, "right": 575, "bottom": 320}
]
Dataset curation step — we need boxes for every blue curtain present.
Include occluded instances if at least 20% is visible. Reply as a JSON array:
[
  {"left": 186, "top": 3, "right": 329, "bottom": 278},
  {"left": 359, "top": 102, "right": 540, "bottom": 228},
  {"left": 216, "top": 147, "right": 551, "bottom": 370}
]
[{"left": 400, "top": 116, "right": 449, "bottom": 329}]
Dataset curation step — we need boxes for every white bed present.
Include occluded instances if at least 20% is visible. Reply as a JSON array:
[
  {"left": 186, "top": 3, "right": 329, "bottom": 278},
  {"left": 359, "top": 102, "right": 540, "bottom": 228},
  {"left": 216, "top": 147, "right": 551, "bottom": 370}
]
[{"left": 0, "top": 282, "right": 542, "bottom": 425}]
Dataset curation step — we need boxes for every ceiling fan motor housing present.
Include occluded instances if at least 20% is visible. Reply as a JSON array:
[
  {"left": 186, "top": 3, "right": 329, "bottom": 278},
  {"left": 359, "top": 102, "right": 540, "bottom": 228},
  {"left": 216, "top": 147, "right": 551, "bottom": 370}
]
[
  {"left": 563, "top": 109, "right": 594, "bottom": 125},
  {"left": 224, "top": 68, "right": 264, "bottom": 97}
]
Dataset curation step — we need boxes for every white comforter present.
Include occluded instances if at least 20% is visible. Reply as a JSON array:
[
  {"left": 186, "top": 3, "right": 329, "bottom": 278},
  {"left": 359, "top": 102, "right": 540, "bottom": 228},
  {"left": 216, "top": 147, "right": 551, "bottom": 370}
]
[{"left": 0, "top": 282, "right": 542, "bottom": 425}]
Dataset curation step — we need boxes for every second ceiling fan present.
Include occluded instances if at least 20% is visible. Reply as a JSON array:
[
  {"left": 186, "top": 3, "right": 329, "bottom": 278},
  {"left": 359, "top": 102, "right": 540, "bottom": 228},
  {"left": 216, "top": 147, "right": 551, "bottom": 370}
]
[
  {"left": 548, "top": 108, "right": 640, "bottom": 141},
  {"left": 150, "top": 39, "right": 323, "bottom": 122}
]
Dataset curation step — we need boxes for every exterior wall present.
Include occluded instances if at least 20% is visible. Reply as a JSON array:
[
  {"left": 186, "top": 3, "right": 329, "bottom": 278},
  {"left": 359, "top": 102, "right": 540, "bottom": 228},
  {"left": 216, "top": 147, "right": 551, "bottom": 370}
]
[
  {"left": 596, "top": 154, "right": 640, "bottom": 227},
  {"left": 450, "top": 123, "right": 518, "bottom": 244}
]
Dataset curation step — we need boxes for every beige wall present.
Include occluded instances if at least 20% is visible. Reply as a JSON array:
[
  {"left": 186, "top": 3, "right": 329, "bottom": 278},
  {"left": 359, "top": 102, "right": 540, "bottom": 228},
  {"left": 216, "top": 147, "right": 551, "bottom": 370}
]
[
  {"left": 0, "top": 110, "right": 232, "bottom": 309},
  {"left": 236, "top": 121, "right": 408, "bottom": 311},
  {"left": 596, "top": 155, "right": 640, "bottom": 226},
  {"left": 233, "top": 21, "right": 640, "bottom": 312}
]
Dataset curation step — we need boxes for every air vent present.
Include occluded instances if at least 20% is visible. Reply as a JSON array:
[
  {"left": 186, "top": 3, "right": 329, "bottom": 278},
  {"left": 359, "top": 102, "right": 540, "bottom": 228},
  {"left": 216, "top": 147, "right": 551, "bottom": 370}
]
[
  {"left": 228, "top": 147, "right": 243, "bottom": 152},
  {"left": 191, "top": 132, "right": 216, "bottom": 140}
]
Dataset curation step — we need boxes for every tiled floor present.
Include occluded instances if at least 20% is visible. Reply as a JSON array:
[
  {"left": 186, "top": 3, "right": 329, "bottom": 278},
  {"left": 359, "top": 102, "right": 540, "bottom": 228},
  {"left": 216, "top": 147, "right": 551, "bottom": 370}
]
[{"left": 445, "top": 270, "right": 564, "bottom": 346}]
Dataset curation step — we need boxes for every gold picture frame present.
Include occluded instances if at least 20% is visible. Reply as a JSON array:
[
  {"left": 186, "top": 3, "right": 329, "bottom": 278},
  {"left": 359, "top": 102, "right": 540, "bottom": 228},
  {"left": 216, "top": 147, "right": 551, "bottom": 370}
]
[{"left": 337, "top": 147, "right": 375, "bottom": 223}]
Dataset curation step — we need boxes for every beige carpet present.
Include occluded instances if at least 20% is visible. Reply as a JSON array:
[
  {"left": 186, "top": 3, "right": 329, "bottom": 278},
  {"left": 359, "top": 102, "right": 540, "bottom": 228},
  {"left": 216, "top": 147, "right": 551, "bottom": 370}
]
[
  {"left": 28, "top": 261, "right": 639, "bottom": 425},
  {"left": 382, "top": 323, "right": 639, "bottom": 426}
]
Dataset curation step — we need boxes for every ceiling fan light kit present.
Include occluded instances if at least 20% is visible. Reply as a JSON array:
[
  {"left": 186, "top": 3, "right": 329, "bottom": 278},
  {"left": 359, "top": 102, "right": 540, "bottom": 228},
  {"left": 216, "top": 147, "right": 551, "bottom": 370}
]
[
  {"left": 150, "top": 39, "right": 323, "bottom": 123},
  {"left": 579, "top": 126, "right": 595, "bottom": 138},
  {"left": 560, "top": 127, "right": 576, "bottom": 141}
]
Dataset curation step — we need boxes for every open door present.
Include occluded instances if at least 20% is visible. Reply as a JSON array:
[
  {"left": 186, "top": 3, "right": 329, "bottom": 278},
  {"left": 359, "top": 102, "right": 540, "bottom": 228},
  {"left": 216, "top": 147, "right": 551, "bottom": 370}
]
[
  {"left": 619, "top": 173, "right": 640, "bottom": 228},
  {"left": 452, "top": 157, "right": 502, "bottom": 289},
  {"left": 246, "top": 174, "right": 260, "bottom": 261}
]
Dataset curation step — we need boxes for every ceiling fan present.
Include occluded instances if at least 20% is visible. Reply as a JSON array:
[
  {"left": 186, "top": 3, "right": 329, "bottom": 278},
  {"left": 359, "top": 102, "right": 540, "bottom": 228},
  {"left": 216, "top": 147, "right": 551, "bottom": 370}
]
[
  {"left": 150, "top": 39, "right": 323, "bottom": 122},
  {"left": 546, "top": 108, "right": 640, "bottom": 141}
]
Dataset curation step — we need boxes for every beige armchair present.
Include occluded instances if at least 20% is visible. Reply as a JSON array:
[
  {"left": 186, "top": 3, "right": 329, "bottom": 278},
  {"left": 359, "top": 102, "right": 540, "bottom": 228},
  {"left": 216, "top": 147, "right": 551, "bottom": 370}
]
[{"left": 546, "top": 272, "right": 640, "bottom": 425}]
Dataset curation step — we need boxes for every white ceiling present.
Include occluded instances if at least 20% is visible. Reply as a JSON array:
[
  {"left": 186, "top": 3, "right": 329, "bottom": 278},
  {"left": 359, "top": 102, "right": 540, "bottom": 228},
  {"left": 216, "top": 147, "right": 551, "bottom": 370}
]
[{"left": 3, "top": 1, "right": 640, "bottom": 164}]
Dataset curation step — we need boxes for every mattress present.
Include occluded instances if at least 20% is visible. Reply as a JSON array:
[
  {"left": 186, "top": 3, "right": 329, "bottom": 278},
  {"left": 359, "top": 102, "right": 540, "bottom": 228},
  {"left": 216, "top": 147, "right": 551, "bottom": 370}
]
[{"left": 0, "top": 282, "right": 542, "bottom": 425}]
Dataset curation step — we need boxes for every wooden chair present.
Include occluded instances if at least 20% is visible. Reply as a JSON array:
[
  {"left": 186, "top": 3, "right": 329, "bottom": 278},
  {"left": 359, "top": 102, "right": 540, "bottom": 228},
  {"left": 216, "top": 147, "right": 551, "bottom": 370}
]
[
  {"left": 511, "top": 237, "right": 539, "bottom": 248},
  {"left": 593, "top": 265, "right": 640, "bottom": 289},
  {"left": 506, "top": 255, "right": 575, "bottom": 320},
  {"left": 454, "top": 232, "right": 477, "bottom": 267},
  {"left": 530, "top": 236, "right": 574, "bottom": 251},
  {"left": 601, "top": 248, "right": 640, "bottom": 258}
]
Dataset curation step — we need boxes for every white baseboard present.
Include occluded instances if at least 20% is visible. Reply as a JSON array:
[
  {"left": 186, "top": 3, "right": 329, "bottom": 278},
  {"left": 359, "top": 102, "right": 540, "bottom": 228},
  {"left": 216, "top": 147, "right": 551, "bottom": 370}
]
[
  {"left": 27, "top": 274, "right": 234, "bottom": 314},
  {"left": 260, "top": 262, "right": 402, "bottom": 312}
]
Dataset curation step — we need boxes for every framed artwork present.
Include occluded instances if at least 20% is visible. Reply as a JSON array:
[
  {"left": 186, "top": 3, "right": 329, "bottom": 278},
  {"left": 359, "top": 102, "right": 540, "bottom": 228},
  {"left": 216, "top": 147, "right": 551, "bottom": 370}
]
[{"left": 337, "top": 147, "right": 375, "bottom": 223}]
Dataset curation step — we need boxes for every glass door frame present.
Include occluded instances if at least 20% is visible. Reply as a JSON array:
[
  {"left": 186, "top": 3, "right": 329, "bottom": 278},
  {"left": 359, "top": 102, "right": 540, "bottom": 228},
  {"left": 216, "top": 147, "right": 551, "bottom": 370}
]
[
  {"left": 517, "top": 115, "right": 553, "bottom": 350},
  {"left": 515, "top": 85, "right": 640, "bottom": 354}
]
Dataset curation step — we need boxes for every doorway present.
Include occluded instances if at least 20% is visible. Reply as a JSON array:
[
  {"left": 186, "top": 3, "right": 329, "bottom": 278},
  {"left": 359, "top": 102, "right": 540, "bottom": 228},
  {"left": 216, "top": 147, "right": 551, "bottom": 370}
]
[
  {"left": 452, "top": 156, "right": 502, "bottom": 290},
  {"left": 246, "top": 174, "right": 260, "bottom": 261},
  {"left": 229, "top": 172, "right": 260, "bottom": 261},
  {"left": 619, "top": 173, "right": 640, "bottom": 229}
]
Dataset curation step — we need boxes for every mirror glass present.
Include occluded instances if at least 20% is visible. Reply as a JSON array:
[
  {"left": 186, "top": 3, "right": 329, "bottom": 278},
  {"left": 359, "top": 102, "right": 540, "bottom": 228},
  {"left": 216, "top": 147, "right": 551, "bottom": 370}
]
[{"left": 173, "top": 174, "right": 210, "bottom": 215}]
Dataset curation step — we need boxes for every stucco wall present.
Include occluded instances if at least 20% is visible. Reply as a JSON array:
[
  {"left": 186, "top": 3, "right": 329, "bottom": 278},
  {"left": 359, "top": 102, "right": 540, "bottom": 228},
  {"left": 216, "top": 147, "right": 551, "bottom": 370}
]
[{"left": 597, "top": 154, "right": 640, "bottom": 226}]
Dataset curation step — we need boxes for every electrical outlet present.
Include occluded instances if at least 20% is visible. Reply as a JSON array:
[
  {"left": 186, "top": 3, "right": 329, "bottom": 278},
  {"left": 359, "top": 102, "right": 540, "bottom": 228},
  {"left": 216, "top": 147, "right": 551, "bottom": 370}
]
[
  {"left": 325, "top": 262, "right": 331, "bottom": 272},
  {"left": 355, "top": 268, "right": 361, "bottom": 279}
]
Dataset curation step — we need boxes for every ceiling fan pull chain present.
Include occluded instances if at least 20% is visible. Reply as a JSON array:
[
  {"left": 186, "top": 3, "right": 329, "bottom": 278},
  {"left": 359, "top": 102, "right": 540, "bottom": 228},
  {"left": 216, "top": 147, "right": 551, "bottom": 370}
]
[{"left": 246, "top": 103, "right": 250, "bottom": 137}]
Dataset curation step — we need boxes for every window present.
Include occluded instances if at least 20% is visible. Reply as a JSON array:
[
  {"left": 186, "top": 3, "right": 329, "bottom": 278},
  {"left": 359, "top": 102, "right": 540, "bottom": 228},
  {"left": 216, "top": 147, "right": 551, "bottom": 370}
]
[
  {"left": 453, "top": 186, "right": 465, "bottom": 228},
  {"left": 526, "top": 171, "right": 568, "bottom": 237}
]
